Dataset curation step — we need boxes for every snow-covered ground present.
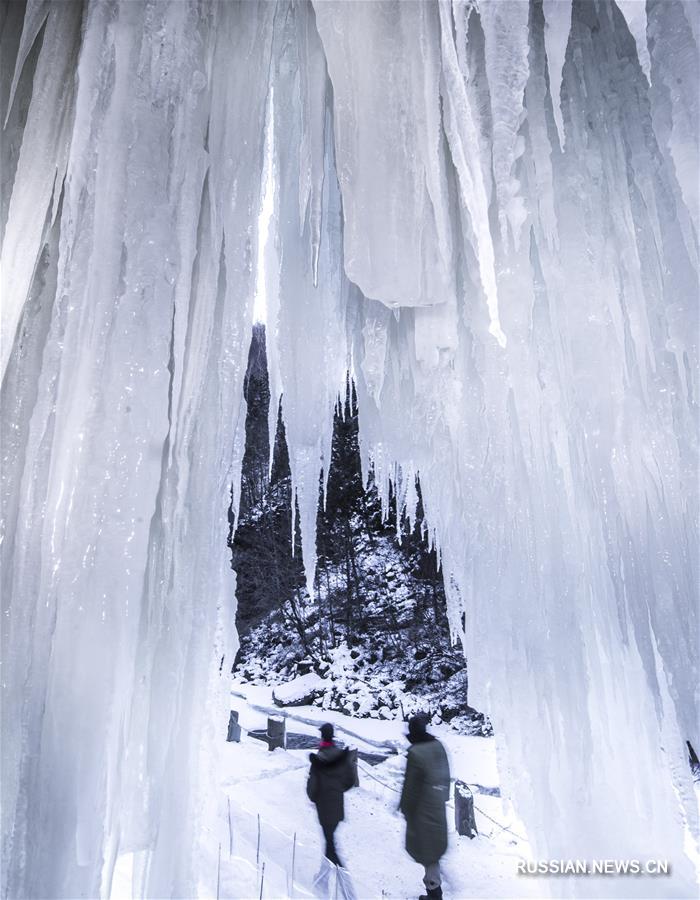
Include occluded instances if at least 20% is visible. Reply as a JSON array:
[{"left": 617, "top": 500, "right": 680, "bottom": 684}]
[
  {"left": 110, "top": 681, "right": 700, "bottom": 899},
  {"left": 192, "top": 683, "right": 541, "bottom": 900},
  {"left": 228, "top": 682, "right": 501, "bottom": 784}
]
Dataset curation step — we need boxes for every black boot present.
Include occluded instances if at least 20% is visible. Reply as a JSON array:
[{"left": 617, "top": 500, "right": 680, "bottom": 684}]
[{"left": 419, "top": 887, "right": 443, "bottom": 900}]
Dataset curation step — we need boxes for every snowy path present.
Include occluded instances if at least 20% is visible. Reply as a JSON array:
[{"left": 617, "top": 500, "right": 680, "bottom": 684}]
[
  {"left": 207, "top": 737, "right": 540, "bottom": 900},
  {"left": 109, "top": 689, "right": 700, "bottom": 899},
  {"left": 109, "top": 690, "right": 542, "bottom": 899},
  {"left": 190, "top": 688, "right": 543, "bottom": 900}
]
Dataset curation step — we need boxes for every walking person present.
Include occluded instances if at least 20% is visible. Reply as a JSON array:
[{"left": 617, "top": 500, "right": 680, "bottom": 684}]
[
  {"left": 307, "top": 722, "right": 357, "bottom": 897},
  {"left": 399, "top": 715, "right": 451, "bottom": 900}
]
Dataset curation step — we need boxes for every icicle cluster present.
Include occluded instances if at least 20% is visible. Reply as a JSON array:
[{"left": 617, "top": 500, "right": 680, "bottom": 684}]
[{"left": 1, "top": 1, "right": 698, "bottom": 897}]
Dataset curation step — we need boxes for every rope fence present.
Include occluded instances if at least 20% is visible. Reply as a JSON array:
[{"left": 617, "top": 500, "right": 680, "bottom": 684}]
[{"left": 356, "top": 759, "right": 528, "bottom": 843}]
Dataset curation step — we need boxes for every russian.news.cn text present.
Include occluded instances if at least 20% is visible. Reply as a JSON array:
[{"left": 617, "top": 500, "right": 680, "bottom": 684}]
[{"left": 517, "top": 860, "right": 671, "bottom": 877}]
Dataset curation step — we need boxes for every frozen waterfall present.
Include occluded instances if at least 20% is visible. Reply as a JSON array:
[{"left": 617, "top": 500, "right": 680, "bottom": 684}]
[{"left": 1, "top": 1, "right": 698, "bottom": 897}]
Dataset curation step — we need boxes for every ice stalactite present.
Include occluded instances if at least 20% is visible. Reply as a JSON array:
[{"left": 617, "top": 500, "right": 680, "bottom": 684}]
[
  {"left": 479, "top": 0, "right": 531, "bottom": 251},
  {"left": 331, "top": 1, "right": 699, "bottom": 896},
  {"left": 2, "top": 1, "right": 271, "bottom": 897},
  {"left": 313, "top": 1, "right": 457, "bottom": 313},
  {"left": 1, "top": 1, "right": 698, "bottom": 899},
  {"left": 437, "top": 0, "right": 505, "bottom": 348},
  {"left": 267, "top": 0, "right": 349, "bottom": 596},
  {"left": 542, "top": 0, "right": 573, "bottom": 149},
  {"left": 0, "top": 0, "right": 82, "bottom": 377},
  {"left": 647, "top": 0, "right": 700, "bottom": 238},
  {"left": 615, "top": 0, "right": 651, "bottom": 82}
]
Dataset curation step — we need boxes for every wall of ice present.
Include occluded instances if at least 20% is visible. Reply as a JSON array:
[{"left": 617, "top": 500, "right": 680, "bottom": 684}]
[{"left": 1, "top": 1, "right": 697, "bottom": 898}]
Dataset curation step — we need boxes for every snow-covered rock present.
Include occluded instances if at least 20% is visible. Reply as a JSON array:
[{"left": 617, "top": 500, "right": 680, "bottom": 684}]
[{"left": 272, "top": 673, "right": 326, "bottom": 707}]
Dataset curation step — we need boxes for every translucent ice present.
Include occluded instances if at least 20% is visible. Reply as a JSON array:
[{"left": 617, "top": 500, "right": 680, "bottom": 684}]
[
  {"left": 0, "top": 0, "right": 82, "bottom": 376},
  {"left": 2, "top": 2, "right": 271, "bottom": 896},
  {"left": 542, "top": 0, "right": 572, "bottom": 148},
  {"left": 267, "top": 1, "right": 348, "bottom": 595},
  {"left": 615, "top": 0, "right": 651, "bottom": 82},
  {"left": 479, "top": 0, "right": 530, "bottom": 248},
  {"left": 313, "top": 0, "right": 456, "bottom": 313}
]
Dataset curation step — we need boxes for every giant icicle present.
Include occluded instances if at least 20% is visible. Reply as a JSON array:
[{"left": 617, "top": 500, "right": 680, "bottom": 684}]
[
  {"left": 1, "top": 2, "right": 271, "bottom": 896},
  {"left": 1, "top": 2, "right": 698, "bottom": 899},
  {"left": 267, "top": 0, "right": 349, "bottom": 596}
]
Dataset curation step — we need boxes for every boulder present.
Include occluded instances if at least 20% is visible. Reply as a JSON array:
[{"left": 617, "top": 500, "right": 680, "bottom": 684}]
[{"left": 272, "top": 672, "right": 326, "bottom": 707}]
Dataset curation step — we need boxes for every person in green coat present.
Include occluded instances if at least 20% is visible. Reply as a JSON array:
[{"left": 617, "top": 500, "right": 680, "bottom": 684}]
[{"left": 399, "top": 715, "right": 451, "bottom": 900}]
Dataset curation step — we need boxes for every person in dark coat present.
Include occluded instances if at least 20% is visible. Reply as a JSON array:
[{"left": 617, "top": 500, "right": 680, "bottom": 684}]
[
  {"left": 399, "top": 715, "right": 451, "bottom": 900},
  {"left": 307, "top": 723, "right": 355, "bottom": 868}
]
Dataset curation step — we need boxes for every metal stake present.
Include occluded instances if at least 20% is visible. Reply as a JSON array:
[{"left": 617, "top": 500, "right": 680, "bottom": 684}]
[
  {"left": 227, "top": 796, "right": 233, "bottom": 857},
  {"left": 256, "top": 814, "right": 261, "bottom": 867}
]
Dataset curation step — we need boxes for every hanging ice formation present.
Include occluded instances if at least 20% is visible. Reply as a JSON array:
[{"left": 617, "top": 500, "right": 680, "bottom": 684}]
[{"left": 1, "top": 1, "right": 698, "bottom": 897}]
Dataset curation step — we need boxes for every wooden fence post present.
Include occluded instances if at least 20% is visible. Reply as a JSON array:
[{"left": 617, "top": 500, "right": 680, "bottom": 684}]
[
  {"left": 348, "top": 748, "right": 359, "bottom": 787},
  {"left": 454, "top": 780, "right": 478, "bottom": 838},
  {"left": 227, "top": 710, "right": 241, "bottom": 742},
  {"left": 267, "top": 716, "right": 286, "bottom": 751}
]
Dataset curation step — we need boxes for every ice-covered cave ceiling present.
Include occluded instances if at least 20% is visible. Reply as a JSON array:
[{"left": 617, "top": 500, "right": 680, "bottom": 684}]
[{"left": 1, "top": 1, "right": 698, "bottom": 897}]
